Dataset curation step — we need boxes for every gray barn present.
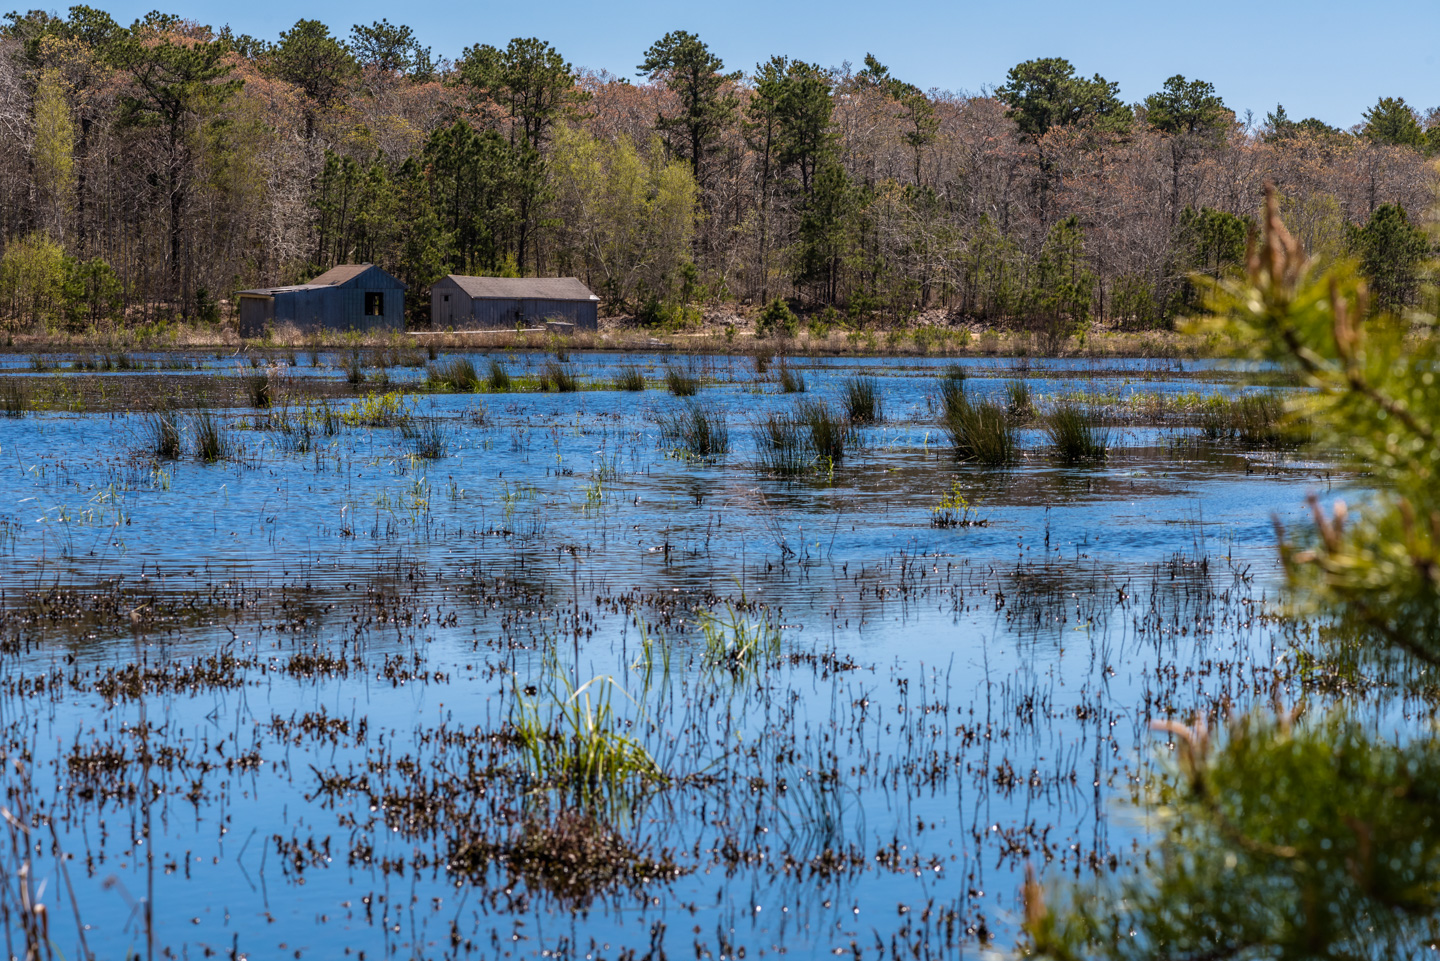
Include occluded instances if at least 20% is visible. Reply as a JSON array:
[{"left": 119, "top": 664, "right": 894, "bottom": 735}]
[
  {"left": 430, "top": 276, "right": 599, "bottom": 331},
  {"left": 237, "top": 264, "right": 406, "bottom": 337}
]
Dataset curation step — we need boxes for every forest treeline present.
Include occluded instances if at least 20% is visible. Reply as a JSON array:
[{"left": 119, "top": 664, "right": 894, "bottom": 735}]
[{"left": 0, "top": 7, "right": 1435, "bottom": 334}]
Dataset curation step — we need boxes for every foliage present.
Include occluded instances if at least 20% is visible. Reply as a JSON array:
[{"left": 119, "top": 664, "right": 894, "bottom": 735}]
[
  {"left": 755, "top": 297, "right": 798, "bottom": 338},
  {"left": 1029, "top": 187, "right": 1440, "bottom": 960},
  {"left": 1043, "top": 401, "right": 1108, "bottom": 462},
  {"left": 841, "top": 375, "right": 881, "bottom": 424},
  {"left": 944, "top": 393, "right": 1017, "bottom": 465},
  {"left": 638, "top": 31, "right": 741, "bottom": 187},
  {"left": 994, "top": 57, "right": 1131, "bottom": 137},
  {"left": 1347, "top": 203, "right": 1431, "bottom": 312},
  {"left": 427, "top": 357, "right": 480, "bottom": 392},
  {"left": 1361, "top": 96, "right": 1426, "bottom": 148}
]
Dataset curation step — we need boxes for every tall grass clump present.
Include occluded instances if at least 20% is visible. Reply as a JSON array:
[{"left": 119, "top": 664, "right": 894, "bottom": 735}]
[
  {"left": 143, "top": 410, "right": 182, "bottom": 458},
  {"left": 665, "top": 365, "right": 700, "bottom": 396},
  {"left": 427, "top": 357, "right": 479, "bottom": 392},
  {"left": 938, "top": 365, "right": 967, "bottom": 418},
  {"left": 512, "top": 672, "right": 665, "bottom": 805},
  {"left": 406, "top": 416, "right": 450, "bottom": 459},
  {"left": 487, "top": 359, "right": 512, "bottom": 392},
  {"left": 753, "top": 413, "right": 811, "bottom": 474},
  {"left": 777, "top": 361, "right": 806, "bottom": 393},
  {"left": 1044, "top": 401, "right": 1108, "bottom": 463},
  {"left": 660, "top": 401, "right": 728, "bottom": 458},
  {"left": 339, "top": 348, "right": 365, "bottom": 386},
  {"left": 1199, "top": 392, "right": 1303, "bottom": 447},
  {"left": 612, "top": 366, "right": 646, "bottom": 391},
  {"left": 190, "top": 411, "right": 230, "bottom": 462},
  {"left": 700, "top": 606, "right": 781, "bottom": 679},
  {"left": 842, "top": 375, "right": 881, "bottom": 424},
  {"left": 944, "top": 394, "right": 1017, "bottom": 465},
  {"left": 1006, "top": 379, "right": 1034, "bottom": 421},
  {"left": 539, "top": 361, "right": 579, "bottom": 392},
  {"left": 1, "top": 381, "right": 25, "bottom": 418},
  {"left": 797, "top": 398, "right": 851, "bottom": 464},
  {"left": 244, "top": 372, "right": 271, "bottom": 408}
]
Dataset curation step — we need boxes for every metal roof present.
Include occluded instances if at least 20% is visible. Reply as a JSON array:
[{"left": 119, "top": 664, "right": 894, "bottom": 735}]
[
  {"left": 310, "top": 264, "right": 377, "bottom": 286},
  {"left": 443, "top": 275, "right": 598, "bottom": 301},
  {"left": 237, "top": 284, "right": 328, "bottom": 296}
]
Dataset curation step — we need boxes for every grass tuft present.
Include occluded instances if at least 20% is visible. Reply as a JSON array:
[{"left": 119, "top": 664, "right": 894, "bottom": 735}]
[
  {"left": 777, "top": 361, "right": 806, "bottom": 394},
  {"left": 613, "top": 366, "right": 646, "bottom": 391},
  {"left": 660, "top": 401, "right": 728, "bottom": 458},
  {"left": 665, "top": 365, "right": 700, "bottom": 397},
  {"left": 1045, "top": 401, "right": 1108, "bottom": 463},
  {"left": 143, "top": 410, "right": 182, "bottom": 458},
  {"left": 190, "top": 411, "right": 230, "bottom": 462},
  {"left": 1, "top": 381, "right": 25, "bottom": 418},
  {"left": 841, "top": 375, "right": 881, "bottom": 424},
  {"left": 944, "top": 394, "right": 1017, "bottom": 466},
  {"left": 539, "top": 361, "right": 579, "bottom": 392},
  {"left": 487, "top": 359, "right": 512, "bottom": 392},
  {"left": 427, "top": 357, "right": 480, "bottom": 392},
  {"left": 796, "top": 398, "right": 851, "bottom": 464}
]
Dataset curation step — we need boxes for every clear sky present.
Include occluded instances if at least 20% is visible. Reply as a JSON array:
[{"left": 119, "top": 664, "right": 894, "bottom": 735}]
[{"left": 93, "top": 0, "right": 1436, "bottom": 128}]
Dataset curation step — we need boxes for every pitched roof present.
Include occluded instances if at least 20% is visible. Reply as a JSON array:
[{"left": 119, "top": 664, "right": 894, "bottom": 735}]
[
  {"left": 310, "top": 264, "right": 376, "bottom": 286},
  {"left": 444, "top": 275, "right": 598, "bottom": 301}
]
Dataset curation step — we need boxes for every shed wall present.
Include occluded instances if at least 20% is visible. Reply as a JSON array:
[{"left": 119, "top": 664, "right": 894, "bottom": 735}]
[
  {"left": 430, "top": 278, "right": 468, "bottom": 328},
  {"left": 237, "top": 297, "right": 273, "bottom": 338},
  {"left": 466, "top": 297, "right": 597, "bottom": 331}
]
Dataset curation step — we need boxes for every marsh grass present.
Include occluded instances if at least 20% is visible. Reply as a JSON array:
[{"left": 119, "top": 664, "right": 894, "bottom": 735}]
[
  {"left": 190, "top": 411, "right": 230, "bottom": 462},
  {"left": 406, "top": 416, "right": 450, "bottom": 459},
  {"left": 513, "top": 672, "right": 665, "bottom": 805},
  {"left": 753, "top": 349, "right": 772, "bottom": 375},
  {"left": 539, "top": 361, "right": 579, "bottom": 392},
  {"left": 1006, "top": 379, "right": 1035, "bottom": 421},
  {"left": 797, "top": 398, "right": 851, "bottom": 463},
  {"left": 427, "top": 357, "right": 480, "bottom": 392},
  {"left": 777, "top": 361, "right": 806, "bottom": 393},
  {"left": 143, "top": 410, "right": 182, "bottom": 458},
  {"left": 487, "top": 359, "right": 512, "bottom": 392},
  {"left": 660, "top": 401, "right": 728, "bottom": 458},
  {"left": 842, "top": 375, "right": 881, "bottom": 424},
  {"left": 613, "top": 366, "right": 646, "bottom": 391},
  {"left": 1045, "top": 401, "right": 1109, "bottom": 463},
  {"left": 938, "top": 365, "right": 967, "bottom": 418},
  {"left": 495, "top": 810, "right": 678, "bottom": 909},
  {"left": 930, "top": 482, "right": 986, "bottom": 527},
  {"left": 665, "top": 365, "right": 700, "bottom": 397},
  {"left": 1200, "top": 392, "right": 1305, "bottom": 447},
  {"left": 1, "top": 381, "right": 25, "bottom": 418},
  {"left": 339, "top": 348, "right": 365, "bottom": 386},
  {"left": 699, "top": 606, "right": 781, "bottom": 679},
  {"left": 245, "top": 372, "right": 271, "bottom": 408},
  {"left": 753, "top": 413, "right": 811, "bottom": 474},
  {"left": 945, "top": 394, "right": 1017, "bottom": 465}
]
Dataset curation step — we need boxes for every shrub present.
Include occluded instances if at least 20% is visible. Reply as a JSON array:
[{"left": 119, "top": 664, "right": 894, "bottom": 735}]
[{"left": 756, "top": 298, "right": 799, "bottom": 338}]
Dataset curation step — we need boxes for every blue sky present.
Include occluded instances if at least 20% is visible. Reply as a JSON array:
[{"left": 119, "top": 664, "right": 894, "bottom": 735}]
[{"left": 104, "top": 0, "right": 1436, "bottom": 128}]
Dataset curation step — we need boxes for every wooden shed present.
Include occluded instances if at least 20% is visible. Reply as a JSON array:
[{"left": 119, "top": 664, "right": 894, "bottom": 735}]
[
  {"left": 237, "top": 264, "right": 406, "bottom": 337},
  {"left": 430, "top": 276, "right": 599, "bottom": 331}
]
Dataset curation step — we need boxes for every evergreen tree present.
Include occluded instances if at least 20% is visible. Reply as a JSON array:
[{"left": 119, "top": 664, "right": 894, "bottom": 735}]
[
  {"left": 1361, "top": 96, "right": 1425, "bottom": 147},
  {"left": 994, "top": 57, "right": 1131, "bottom": 138},
  {"left": 1348, "top": 202, "right": 1430, "bottom": 312},
  {"left": 637, "top": 31, "right": 740, "bottom": 190}
]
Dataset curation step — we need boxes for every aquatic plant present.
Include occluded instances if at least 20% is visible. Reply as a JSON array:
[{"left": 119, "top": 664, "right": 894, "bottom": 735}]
[
  {"left": 427, "top": 357, "right": 480, "bottom": 392},
  {"left": 245, "top": 372, "right": 271, "bottom": 408},
  {"left": 407, "top": 416, "right": 450, "bottom": 459},
  {"left": 1006, "top": 379, "right": 1035, "bottom": 421},
  {"left": 487, "top": 359, "right": 512, "bottom": 391},
  {"left": 665, "top": 365, "right": 700, "bottom": 397},
  {"left": 944, "top": 394, "right": 1017, "bottom": 465},
  {"left": 342, "top": 391, "right": 412, "bottom": 427},
  {"left": 1045, "top": 401, "right": 1109, "bottom": 463},
  {"left": 842, "top": 375, "right": 881, "bottom": 424},
  {"left": 777, "top": 361, "right": 806, "bottom": 394},
  {"left": 797, "top": 398, "right": 850, "bottom": 464},
  {"left": 613, "top": 366, "right": 646, "bottom": 391},
  {"left": 539, "top": 361, "right": 578, "bottom": 392},
  {"left": 699, "top": 606, "right": 781, "bottom": 678},
  {"left": 938, "top": 365, "right": 967, "bottom": 418},
  {"left": 143, "top": 410, "right": 182, "bottom": 458},
  {"left": 512, "top": 673, "right": 666, "bottom": 805},
  {"left": 1, "top": 381, "right": 25, "bottom": 418},
  {"left": 753, "top": 413, "right": 811, "bottom": 474},
  {"left": 190, "top": 411, "right": 230, "bottom": 462},
  {"left": 930, "top": 482, "right": 987, "bottom": 527},
  {"left": 1198, "top": 392, "right": 1304, "bottom": 447},
  {"left": 660, "top": 401, "right": 728, "bottom": 458},
  {"left": 339, "top": 348, "right": 366, "bottom": 386}
]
